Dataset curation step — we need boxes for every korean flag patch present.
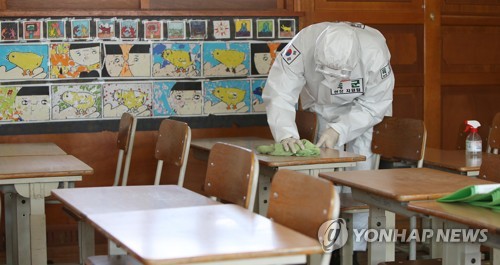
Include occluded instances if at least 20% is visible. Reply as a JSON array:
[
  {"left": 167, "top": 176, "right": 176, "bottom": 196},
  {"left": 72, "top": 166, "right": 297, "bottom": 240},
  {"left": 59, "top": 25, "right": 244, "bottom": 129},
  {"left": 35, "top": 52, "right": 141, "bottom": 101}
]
[
  {"left": 380, "top": 63, "right": 392, "bottom": 80},
  {"left": 282, "top": 44, "right": 301, "bottom": 65}
]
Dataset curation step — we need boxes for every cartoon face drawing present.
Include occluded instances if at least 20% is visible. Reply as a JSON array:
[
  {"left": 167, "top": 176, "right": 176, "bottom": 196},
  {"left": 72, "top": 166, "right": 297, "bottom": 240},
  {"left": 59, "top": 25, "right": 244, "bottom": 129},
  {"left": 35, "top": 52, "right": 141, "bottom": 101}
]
[
  {"left": 13, "top": 86, "right": 50, "bottom": 121},
  {"left": 168, "top": 90, "right": 202, "bottom": 115},
  {"left": 69, "top": 44, "right": 100, "bottom": 66}
]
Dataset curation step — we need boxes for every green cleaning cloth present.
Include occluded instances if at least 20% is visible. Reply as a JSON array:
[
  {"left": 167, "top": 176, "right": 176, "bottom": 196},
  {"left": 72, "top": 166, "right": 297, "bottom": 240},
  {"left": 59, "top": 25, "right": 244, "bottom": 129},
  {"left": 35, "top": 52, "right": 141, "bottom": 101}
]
[{"left": 256, "top": 139, "right": 320, "bottom": 157}]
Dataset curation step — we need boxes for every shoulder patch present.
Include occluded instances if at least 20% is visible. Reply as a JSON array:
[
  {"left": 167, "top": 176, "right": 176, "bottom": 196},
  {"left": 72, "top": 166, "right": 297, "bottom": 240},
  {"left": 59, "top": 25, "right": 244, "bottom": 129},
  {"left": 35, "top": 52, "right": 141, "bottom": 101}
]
[
  {"left": 380, "top": 63, "right": 392, "bottom": 80},
  {"left": 281, "top": 44, "right": 301, "bottom": 65}
]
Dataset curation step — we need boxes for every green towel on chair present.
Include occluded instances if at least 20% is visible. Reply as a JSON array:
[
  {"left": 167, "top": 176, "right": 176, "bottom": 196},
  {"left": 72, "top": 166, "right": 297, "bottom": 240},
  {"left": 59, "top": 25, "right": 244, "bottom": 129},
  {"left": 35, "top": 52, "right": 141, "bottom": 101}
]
[{"left": 256, "top": 139, "right": 320, "bottom": 157}]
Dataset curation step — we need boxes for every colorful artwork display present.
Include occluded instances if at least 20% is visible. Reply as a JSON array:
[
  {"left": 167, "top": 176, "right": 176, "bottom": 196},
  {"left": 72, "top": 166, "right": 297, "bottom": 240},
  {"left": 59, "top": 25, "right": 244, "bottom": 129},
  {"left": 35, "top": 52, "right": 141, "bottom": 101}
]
[
  {"left": 234, "top": 18, "right": 253, "bottom": 39},
  {"left": 278, "top": 18, "right": 296, "bottom": 38},
  {"left": 0, "top": 21, "right": 19, "bottom": 41},
  {"left": 49, "top": 42, "right": 101, "bottom": 79},
  {"left": 51, "top": 83, "right": 102, "bottom": 120},
  {"left": 167, "top": 21, "right": 186, "bottom": 40},
  {"left": 71, "top": 19, "right": 92, "bottom": 40},
  {"left": 250, "top": 42, "right": 287, "bottom": 76},
  {"left": 212, "top": 20, "right": 230, "bottom": 39},
  {"left": 153, "top": 81, "right": 203, "bottom": 116},
  {"left": 251, "top": 79, "right": 266, "bottom": 113},
  {"left": 152, "top": 42, "right": 201, "bottom": 78},
  {"left": 0, "top": 44, "right": 49, "bottom": 80},
  {"left": 256, "top": 19, "right": 275, "bottom": 39},
  {"left": 103, "top": 82, "right": 152, "bottom": 118},
  {"left": 95, "top": 18, "right": 116, "bottom": 40},
  {"left": 143, "top": 20, "right": 163, "bottom": 40},
  {"left": 189, "top": 20, "right": 207, "bottom": 40},
  {"left": 203, "top": 79, "right": 251, "bottom": 114},
  {"left": 0, "top": 85, "right": 50, "bottom": 122},
  {"left": 46, "top": 19, "right": 66, "bottom": 40},
  {"left": 23, "top": 20, "right": 44, "bottom": 41},
  {"left": 102, "top": 43, "right": 151, "bottom": 78},
  {"left": 119, "top": 19, "right": 139, "bottom": 40},
  {"left": 203, "top": 42, "right": 250, "bottom": 77}
]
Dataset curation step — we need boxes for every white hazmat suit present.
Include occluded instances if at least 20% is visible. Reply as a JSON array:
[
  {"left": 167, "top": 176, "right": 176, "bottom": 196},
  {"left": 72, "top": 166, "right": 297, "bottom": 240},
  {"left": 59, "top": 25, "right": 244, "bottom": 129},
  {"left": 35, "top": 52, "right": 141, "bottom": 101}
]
[{"left": 263, "top": 22, "right": 395, "bottom": 251}]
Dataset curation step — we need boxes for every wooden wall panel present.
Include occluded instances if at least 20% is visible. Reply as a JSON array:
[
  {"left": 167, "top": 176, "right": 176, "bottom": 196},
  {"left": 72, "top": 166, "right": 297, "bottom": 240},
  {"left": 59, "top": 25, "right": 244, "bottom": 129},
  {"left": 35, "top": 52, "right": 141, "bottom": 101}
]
[
  {"left": 443, "top": 0, "right": 500, "bottom": 15},
  {"left": 149, "top": 0, "right": 278, "bottom": 10},
  {"left": 6, "top": 0, "right": 140, "bottom": 10},
  {"left": 442, "top": 86, "right": 500, "bottom": 150}
]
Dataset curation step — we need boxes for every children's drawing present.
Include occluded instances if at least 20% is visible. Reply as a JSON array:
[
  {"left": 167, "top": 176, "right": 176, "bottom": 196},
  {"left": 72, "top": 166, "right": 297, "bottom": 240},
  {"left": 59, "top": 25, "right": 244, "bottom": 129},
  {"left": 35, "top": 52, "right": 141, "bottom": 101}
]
[
  {"left": 1, "top": 21, "right": 19, "bottom": 41},
  {"left": 23, "top": 20, "right": 44, "bottom": 41},
  {"left": 0, "top": 85, "right": 50, "bottom": 122},
  {"left": 51, "top": 83, "right": 102, "bottom": 120},
  {"left": 166, "top": 21, "right": 186, "bottom": 40},
  {"left": 251, "top": 79, "right": 266, "bottom": 113},
  {"left": 212, "top": 20, "right": 230, "bottom": 39},
  {"left": 119, "top": 19, "right": 139, "bottom": 40},
  {"left": 49, "top": 42, "right": 101, "bottom": 79},
  {"left": 256, "top": 19, "right": 275, "bottom": 39},
  {"left": 152, "top": 42, "right": 201, "bottom": 78},
  {"left": 71, "top": 19, "right": 91, "bottom": 40},
  {"left": 103, "top": 82, "right": 152, "bottom": 118},
  {"left": 102, "top": 43, "right": 151, "bottom": 78},
  {"left": 203, "top": 79, "right": 250, "bottom": 114},
  {"left": 251, "top": 42, "right": 287, "bottom": 75},
  {"left": 203, "top": 42, "right": 250, "bottom": 77},
  {"left": 189, "top": 20, "right": 207, "bottom": 40},
  {"left": 234, "top": 18, "right": 253, "bottom": 39},
  {"left": 0, "top": 44, "right": 49, "bottom": 80},
  {"left": 95, "top": 18, "right": 116, "bottom": 40},
  {"left": 278, "top": 19, "right": 296, "bottom": 39},
  {"left": 153, "top": 81, "right": 202, "bottom": 116},
  {"left": 46, "top": 19, "right": 66, "bottom": 40},
  {"left": 143, "top": 20, "right": 163, "bottom": 40}
]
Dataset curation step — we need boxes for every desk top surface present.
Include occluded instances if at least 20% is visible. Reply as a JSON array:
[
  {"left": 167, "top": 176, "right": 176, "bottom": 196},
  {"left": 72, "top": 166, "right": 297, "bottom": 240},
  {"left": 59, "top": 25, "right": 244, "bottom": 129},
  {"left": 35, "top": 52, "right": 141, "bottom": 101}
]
[
  {"left": 408, "top": 201, "right": 500, "bottom": 234},
  {"left": 0, "top": 154, "right": 93, "bottom": 179},
  {"left": 87, "top": 204, "right": 322, "bottom": 264},
  {"left": 52, "top": 185, "right": 218, "bottom": 219},
  {"left": 191, "top": 136, "right": 366, "bottom": 167},
  {"left": 319, "top": 168, "right": 494, "bottom": 202},
  {"left": 0, "top": 142, "right": 66, "bottom": 156},
  {"left": 424, "top": 148, "right": 481, "bottom": 172}
]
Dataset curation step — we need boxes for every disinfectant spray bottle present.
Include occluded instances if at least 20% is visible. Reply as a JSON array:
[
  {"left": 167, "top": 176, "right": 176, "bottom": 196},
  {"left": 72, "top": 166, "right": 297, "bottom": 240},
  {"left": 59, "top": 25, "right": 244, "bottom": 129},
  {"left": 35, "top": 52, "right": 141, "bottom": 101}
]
[{"left": 464, "top": 120, "right": 482, "bottom": 166}]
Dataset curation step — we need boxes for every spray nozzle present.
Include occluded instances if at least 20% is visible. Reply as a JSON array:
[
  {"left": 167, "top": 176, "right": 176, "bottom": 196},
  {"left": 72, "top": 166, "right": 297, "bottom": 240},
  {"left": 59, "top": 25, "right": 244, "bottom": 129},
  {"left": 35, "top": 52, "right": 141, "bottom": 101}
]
[{"left": 464, "top": 120, "right": 481, "bottom": 133}]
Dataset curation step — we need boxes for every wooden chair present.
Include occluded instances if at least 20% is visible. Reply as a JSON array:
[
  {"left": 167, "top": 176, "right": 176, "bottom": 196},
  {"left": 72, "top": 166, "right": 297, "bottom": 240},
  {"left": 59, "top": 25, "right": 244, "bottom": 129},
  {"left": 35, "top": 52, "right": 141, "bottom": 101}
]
[
  {"left": 487, "top": 112, "right": 500, "bottom": 154},
  {"left": 203, "top": 142, "right": 259, "bottom": 210},
  {"left": 340, "top": 117, "right": 427, "bottom": 264},
  {"left": 478, "top": 153, "right": 500, "bottom": 183},
  {"left": 296, "top": 109, "right": 319, "bottom": 142},
  {"left": 268, "top": 169, "right": 339, "bottom": 265},
  {"left": 113, "top": 112, "right": 137, "bottom": 186},
  {"left": 86, "top": 142, "right": 259, "bottom": 265},
  {"left": 153, "top": 118, "right": 192, "bottom": 186}
]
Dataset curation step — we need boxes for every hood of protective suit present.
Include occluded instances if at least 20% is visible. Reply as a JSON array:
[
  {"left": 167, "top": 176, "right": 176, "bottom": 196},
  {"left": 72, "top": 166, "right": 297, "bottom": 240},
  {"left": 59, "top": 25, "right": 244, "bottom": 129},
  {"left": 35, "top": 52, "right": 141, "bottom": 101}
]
[{"left": 314, "top": 25, "right": 360, "bottom": 79}]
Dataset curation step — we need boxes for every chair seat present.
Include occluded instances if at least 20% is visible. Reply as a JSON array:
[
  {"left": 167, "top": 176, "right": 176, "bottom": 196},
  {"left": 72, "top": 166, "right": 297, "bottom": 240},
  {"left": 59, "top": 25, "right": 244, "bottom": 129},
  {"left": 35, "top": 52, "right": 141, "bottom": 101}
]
[
  {"left": 86, "top": 255, "right": 141, "bottom": 265},
  {"left": 378, "top": 258, "right": 441, "bottom": 265}
]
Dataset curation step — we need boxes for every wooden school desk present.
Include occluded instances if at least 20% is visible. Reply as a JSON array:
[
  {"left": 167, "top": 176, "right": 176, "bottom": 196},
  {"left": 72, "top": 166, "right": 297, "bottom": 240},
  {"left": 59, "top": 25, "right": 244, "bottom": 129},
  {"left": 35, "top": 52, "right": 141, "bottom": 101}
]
[
  {"left": 424, "top": 147, "right": 484, "bottom": 176},
  {"left": 408, "top": 201, "right": 500, "bottom": 265},
  {"left": 191, "top": 136, "right": 365, "bottom": 215},
  {"left": 52, "top": 185, "right": 219, "bottom": 263},
  {"left": 0, "top": 154, "right": 93, "bottom": 265},
  {"left": 319, "top": 167, "right": 495, "bottom": 265},
  {"left": 0, "top": 142, "right": 66, "bottom": 156},
  {"left": 85, "top": 204, "right": 323, "bottom": 265}
]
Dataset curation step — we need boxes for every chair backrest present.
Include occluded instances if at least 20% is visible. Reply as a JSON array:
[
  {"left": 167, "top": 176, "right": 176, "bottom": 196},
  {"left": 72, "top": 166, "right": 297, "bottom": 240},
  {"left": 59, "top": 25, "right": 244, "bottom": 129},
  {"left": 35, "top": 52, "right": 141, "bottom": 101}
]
[
  {"left": 487, "top": 112, "right": 500, "bottom": 154},
  {"left": 203, "top": 142, "right": 259, "bottom": 210},
  {"left": 153, "top": 119, "right": 192, "bottom": 186},
  {"left": 113, "top": 112, "right": 137, "bottom": 186},
  {"left": 478, "top": 154, "right": 500, "bottom": 183},
  {"left": 267, "top": 169, "right": 339, "bottom": 239},
  {"left": 296, "top": 110, "right": 318, "bottom": 142},
  {"left": 371, "top": 116, "right": 427, "bottom": 168}
]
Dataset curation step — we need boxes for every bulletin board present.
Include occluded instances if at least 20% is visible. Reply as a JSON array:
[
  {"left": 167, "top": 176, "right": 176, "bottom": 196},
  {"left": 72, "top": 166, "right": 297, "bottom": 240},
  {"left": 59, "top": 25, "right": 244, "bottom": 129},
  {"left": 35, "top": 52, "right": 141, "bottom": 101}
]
[{"left": 0, "top": 16, "right": 298, "bottom": 134}]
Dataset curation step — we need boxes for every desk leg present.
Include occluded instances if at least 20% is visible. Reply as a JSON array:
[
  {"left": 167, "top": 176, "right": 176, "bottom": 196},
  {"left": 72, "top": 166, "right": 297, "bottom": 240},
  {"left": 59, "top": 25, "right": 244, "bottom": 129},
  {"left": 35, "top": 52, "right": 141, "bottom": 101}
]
[
  {"left": 340, "top": 212, "right": 353, "bottom": 265},
  {"left": 4, "top": 191, "right": 31, "bottom": 265},
  {"left": 430, "top": 217, "right": 444, "bottom": 258},
  {"left": 257, "top": 167, "right": 274, "bottom": 216},
  {"left": 79, "top": 220, "right": 95, "bottom": 264},
  {"left": 492, "top": 248, "right": 500, "bottom": 265},
  {"left": 15, "top": 182, "right": 58, "bottom": 265},
  {"left": 442, "top": 221, "right": 481, "bottom": 265},
  {"left": 367, "top": 207, "right": 395, "bottom": 265}
]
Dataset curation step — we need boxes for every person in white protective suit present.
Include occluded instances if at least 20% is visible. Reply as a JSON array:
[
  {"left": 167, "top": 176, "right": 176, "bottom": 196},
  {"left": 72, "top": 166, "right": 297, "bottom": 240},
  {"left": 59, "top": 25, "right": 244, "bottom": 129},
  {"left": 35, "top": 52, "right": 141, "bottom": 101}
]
[{"left": 263, "top": 21, "right": 394, "bottom": 262}]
